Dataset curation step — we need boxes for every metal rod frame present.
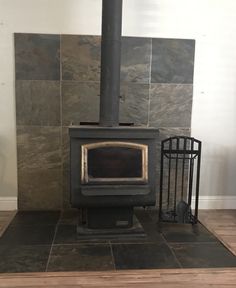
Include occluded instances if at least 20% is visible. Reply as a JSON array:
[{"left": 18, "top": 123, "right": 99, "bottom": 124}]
[{"left": 159, "top": 136, "right": 201, "bottom": 224}]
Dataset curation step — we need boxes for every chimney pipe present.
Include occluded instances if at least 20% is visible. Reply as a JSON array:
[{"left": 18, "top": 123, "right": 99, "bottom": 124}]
[{"left": 99, "top": 0, "right": 123, "bottom": 127}]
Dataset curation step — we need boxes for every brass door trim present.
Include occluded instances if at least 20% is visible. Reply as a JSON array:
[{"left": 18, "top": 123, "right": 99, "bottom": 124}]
[{"left": 81, "top": 141, "right": 148, "bottom": 184}]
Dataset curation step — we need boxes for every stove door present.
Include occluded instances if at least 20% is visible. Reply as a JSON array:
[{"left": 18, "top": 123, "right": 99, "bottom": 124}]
[{"left": 81, "top": 141, "right": 148, "bottom": 184}]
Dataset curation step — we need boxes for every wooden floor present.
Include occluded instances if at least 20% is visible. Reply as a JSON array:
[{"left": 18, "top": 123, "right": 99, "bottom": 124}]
[
  {"left": 199, "top": 209, "right": 236, "bottom": 256},
  {"left": 0, "top": 211, "right": 16, "bottom": 237},
  {"left": 0, "top": 268, "right": 236, "bottom": 287}
]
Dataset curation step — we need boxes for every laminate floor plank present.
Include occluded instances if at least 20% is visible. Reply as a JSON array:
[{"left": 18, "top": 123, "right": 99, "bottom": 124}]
[
  {"left": 199, "top": 209, "right": 236, "bottom": 256},
  {"left": 0, "top": 268, "right": 236, "bottom": 287}
]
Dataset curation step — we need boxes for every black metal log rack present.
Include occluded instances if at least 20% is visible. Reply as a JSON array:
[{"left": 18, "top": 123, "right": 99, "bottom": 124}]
[{"left": 159, "top": 136, "right": 201, "bottom": 224}]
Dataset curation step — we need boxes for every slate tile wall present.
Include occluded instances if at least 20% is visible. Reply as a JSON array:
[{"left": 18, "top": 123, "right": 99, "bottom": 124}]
[{"left": 15, "top": 33, "right": 195, "bottom": 210}]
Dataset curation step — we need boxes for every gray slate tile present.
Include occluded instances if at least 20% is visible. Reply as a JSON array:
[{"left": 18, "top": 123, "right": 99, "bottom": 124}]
[
  {"left": 171, "top": 242, "right": 236, "bottom": 268},
  {"left": 62, "top": 81, "right": 100, "bottom": 126},
  {"left": 15, "top": 33, "right": 60, "bottom": 80},
  {"left": 17, "top": 126, "right": 61, "bottom": 170},
  {"left": 120, "top": 83, "right": 149, "bottom": 126},
  {"left": 18, "top": 169, "right": 62, "bottom": 210},
  {"left": 62, "top": 168, "right": 70, "bottom": 210},
  {"left": 149, "top": 84, "right": 193, "bottom": 127},
  {"left": 0, "top": 245, "right": 50, "bottom": 273},
  {"left": 47, "top": 244, "right": 114, "bottom": 271},
  {"left": 10, "top": 211, "right": 60, "bottom": 226},
  {"left": 121, "top": 37, "right": 151, "bottom": 83},
  {"left": 61, "top": 35, "right": 101, "bottom": 81},
  {"left": 151, "top": 38, "right": 195, "bottom": 84},
  {"left": 0, "top": 225, "right": 55, "bottom": 246},
  {"left": 112, "top": 243, "right": 180, "bottom": 269},
  {"left": 159, "top": 222, "right": 218, "bottom": 243},
  {"left": 16, "top": 80, "right": 61, "bottom": 126}
]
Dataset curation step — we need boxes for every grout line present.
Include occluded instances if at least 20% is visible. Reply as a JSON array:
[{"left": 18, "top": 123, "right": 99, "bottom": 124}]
[
  {"left": 147, "top": 38, "right": 152, "bottom": 127},
  {"left": 45, "top": 213, "right": 61, "bottom": 272},
  {"left": 165, "top": 240, "right": 183, "bottom": 269},
  {"left": 59, "top": 34, "right": 64, "bottom": 211},
  {"left": 15, "top": 79, "right": 60, "bottom": 82},
  {"left": 16, "top": 125, "right": 62, "bottom": 128},
  {"left": 168, "top": 241, "right": 219, "bottom": 245},
  {"left": 60, "top": 34, "right": 63, "bottom": 128},
  {"left": 109, "top": 241, "right": 116, "bottom": 271},
  {"left": 148, "top": 82, "right": 193, "bottom": 86},
  {"left": 158, "top": 231, "right": 184, "bottom": 268},
  {"left": 15, "top": 79, "right": 193, "bottom": 86},
  {"left": 52, "top": 242, "right": 109, "bottom": 246}
]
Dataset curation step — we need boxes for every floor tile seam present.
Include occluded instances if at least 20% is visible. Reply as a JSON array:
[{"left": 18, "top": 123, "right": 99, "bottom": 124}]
[
  {"left": 160, "top": 231, "right": 218, "bottom": 243},
  {"left": 52, "top": 242, "right": 111, "bottom": 247},
  {"left": 109, "top": 241, "right": 116, "bottom": 271},
  {"left": 0, "top": 244, "right": 52, "bottom": 248},
  {"left": 165, "top": 240, "right": 183, "bottom": 269},
  {"left": 110, "top": 242, "right": 163, "bottom": 246},
  {"left": 52, "top": 241, "right": 158, "bottom": 245},
  {"left": 158, "top": 232, "right": 184, "bottom": 268},
  {"left": 159, "top": 232, "right": 169, "bottom": 245},
  {"left": 56, "top": 211, "right": 64, "bottom": 226},
  {"left": 168, "top": 241, "right": 221, "bottom": 245},
  {"left": 110, "top": 241, "right": 157, "bottom": 244},
  {"left": 9, "top": 224, "right": 59, "bottom": 227},
  {"left": 45, "top": 224, "right": 59, "bottom": 272}
]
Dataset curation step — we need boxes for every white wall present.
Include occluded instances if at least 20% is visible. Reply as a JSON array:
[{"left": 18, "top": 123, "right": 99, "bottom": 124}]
[{"left": 0, "top": 0, "right": 236, "bottom": 208}]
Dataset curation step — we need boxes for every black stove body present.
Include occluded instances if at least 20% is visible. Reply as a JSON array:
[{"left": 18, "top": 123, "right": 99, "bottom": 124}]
[{"left": 69, "top": 126, "right": 158, "bottom": 229}]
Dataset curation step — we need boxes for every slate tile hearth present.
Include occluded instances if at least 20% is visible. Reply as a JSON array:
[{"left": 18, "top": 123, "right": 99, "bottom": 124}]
[{"left": 0, "top": 209, "right": 235, "bottom": 273}]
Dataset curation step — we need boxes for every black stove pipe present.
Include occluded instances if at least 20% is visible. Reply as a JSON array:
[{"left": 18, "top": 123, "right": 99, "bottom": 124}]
[{"left": 99, "top": 0, "right": 123, "bottom": 127}]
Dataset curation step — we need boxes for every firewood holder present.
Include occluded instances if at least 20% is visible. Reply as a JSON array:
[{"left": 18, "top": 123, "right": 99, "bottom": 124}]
[{"left": 159, "top": 136, "right": 202, "bottom": 224}]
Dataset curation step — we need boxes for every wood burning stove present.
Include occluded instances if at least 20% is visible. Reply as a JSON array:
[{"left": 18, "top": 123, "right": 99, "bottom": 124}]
[
  {"left": 70, "top": 126, "right": 158, "bottom": 229},
  {"left": 69, "top": 0, "right": 158, "bottom": 232}
]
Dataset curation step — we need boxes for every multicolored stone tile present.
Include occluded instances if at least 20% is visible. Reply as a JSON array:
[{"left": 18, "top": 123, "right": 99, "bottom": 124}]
[
  {"left": 15, "top": 33, "right": 60, "bottom": 80},
  {"left": 16, "top": 80, "right": 61, "bottom": 126},
  {"left": 151, "top": 38, "right": 195, "bottom": 84},
  {"left": 61, "top": 35, "right": 101, "bottom": 81},
  {"left": 62, "top": 81, "right": 100, "bottom": 126},
  {"left": 121, "top": 37, "right": 151, "bottom": 83},
  {"left": 149, "top": 84, "right": 193, "bottom": 127},
  {"left": 17, "top": 126, "right": 61, "bottom": 170}
]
